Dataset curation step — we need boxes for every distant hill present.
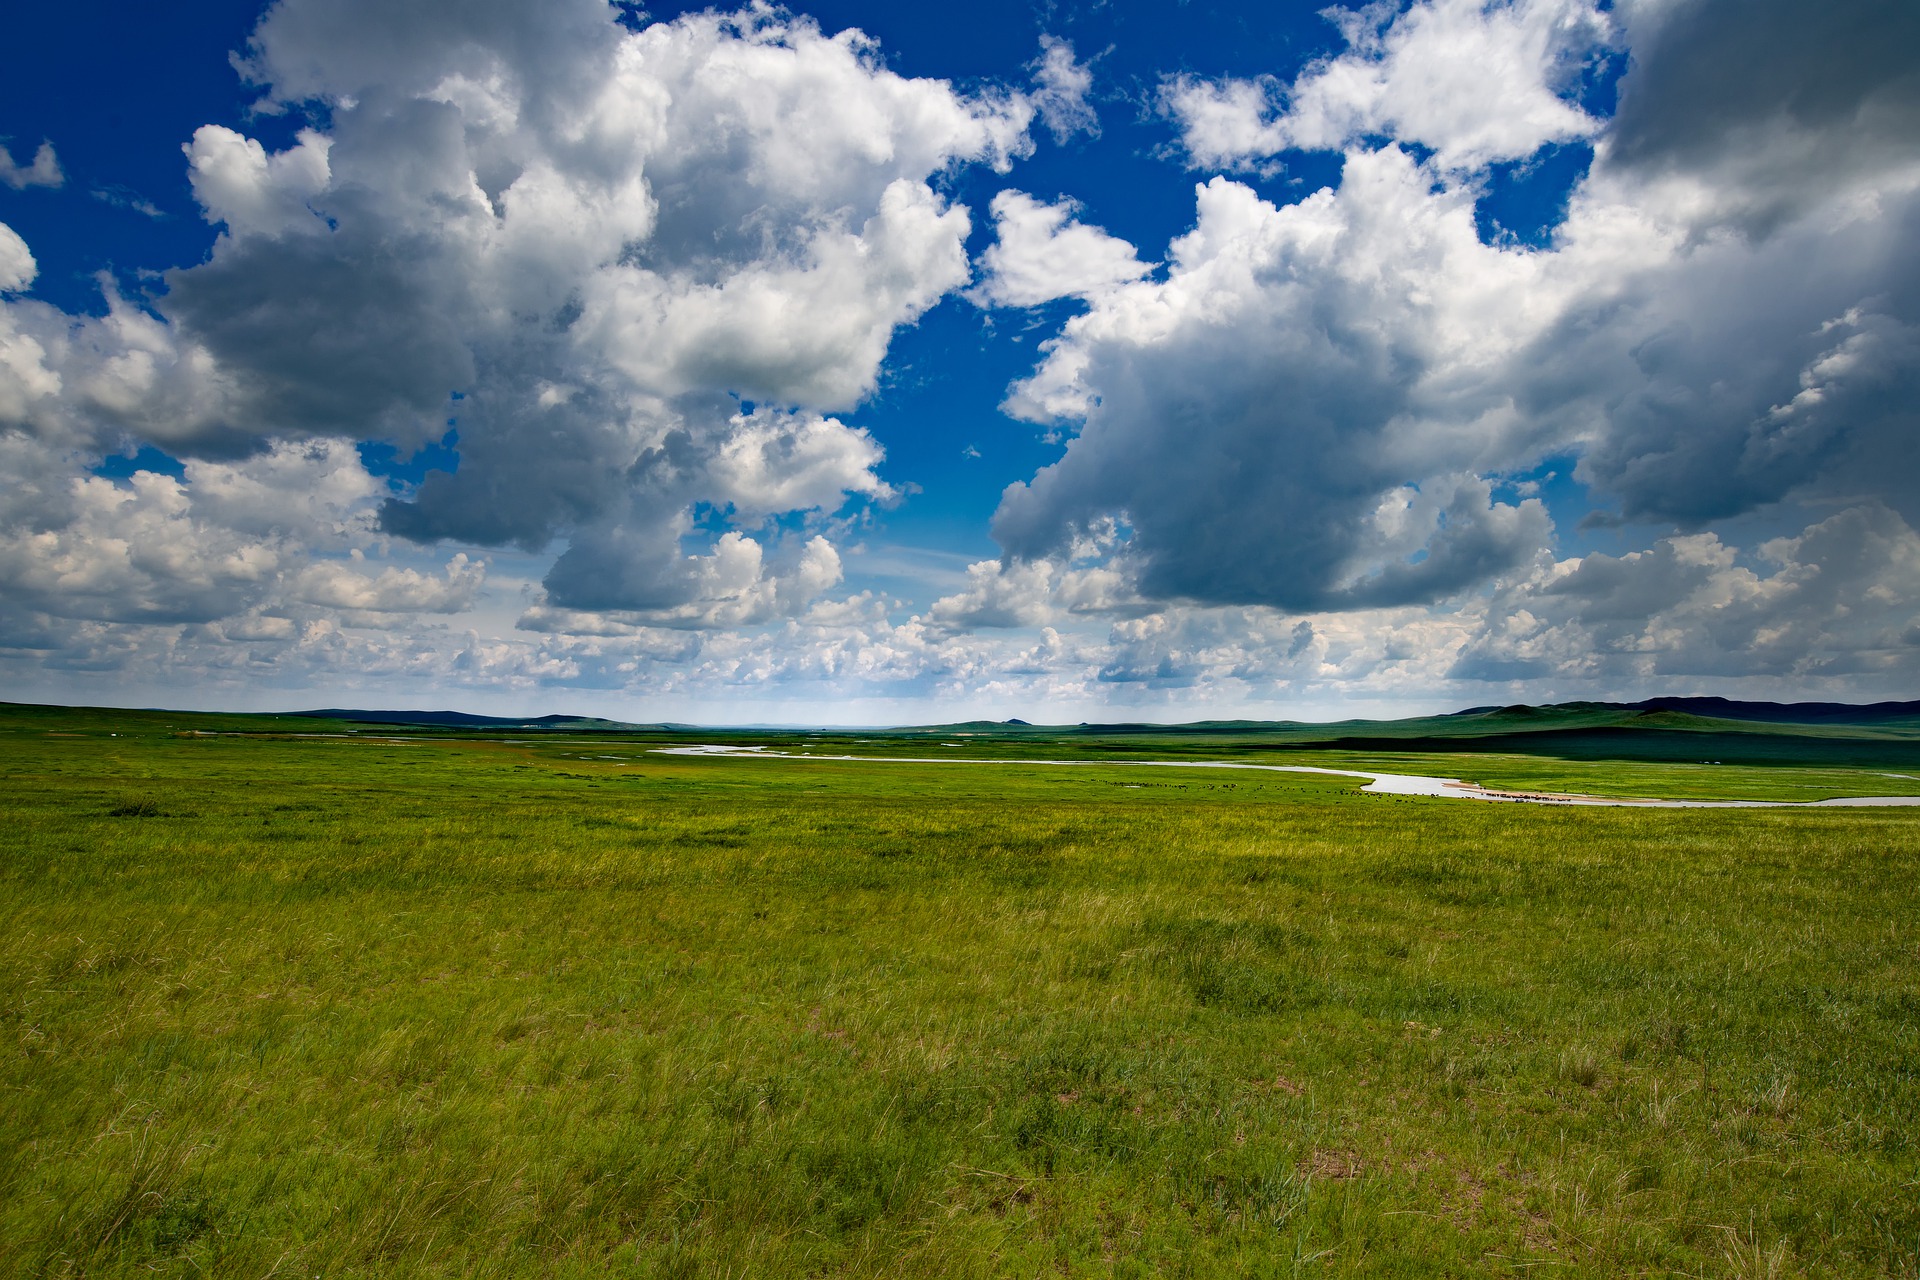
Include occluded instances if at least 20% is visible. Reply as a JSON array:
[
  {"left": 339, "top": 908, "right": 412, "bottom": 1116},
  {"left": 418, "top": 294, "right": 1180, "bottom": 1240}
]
[
  {"left": 294, "top": 709, "right": 654, "bottom": 731},
  {"left": 869, "top": 698, "right": 1920, "bottom": 767},
  {"left": 1264, "top": 726, "right": 1920, "bottom": 768},
  {"left": 888, "top": 700, "right": 1917, "bottom": 736},
  {"left": 1624, "top": 697, "right": 1920, "bottom": 724},
  {"left": 10, "top": 697, "right": 1918, "bottom": 766}
]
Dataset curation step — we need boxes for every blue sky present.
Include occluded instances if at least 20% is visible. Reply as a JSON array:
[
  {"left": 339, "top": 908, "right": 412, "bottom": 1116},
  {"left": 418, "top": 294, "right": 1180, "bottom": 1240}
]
[{"left": 2, "top": 0, "right": 1916, "bottom": 722}]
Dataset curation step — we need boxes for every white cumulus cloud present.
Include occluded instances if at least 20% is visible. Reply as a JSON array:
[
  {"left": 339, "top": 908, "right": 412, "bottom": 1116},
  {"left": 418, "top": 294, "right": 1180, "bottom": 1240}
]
[
  {"left": 291, "top": 553, "right": 486, "bottom": 614},
  {"left": 970, "top": 191, "right": 1152, "bottom": 308},
  {"left": 0, "top": 223, "right": 36, "bottom": 293},
  {"left": 0, "top": 3, "right": 1040, "bottom": 626},
  {"left": 1165, "top": 0, "right": 1614, "bottom": 172}
]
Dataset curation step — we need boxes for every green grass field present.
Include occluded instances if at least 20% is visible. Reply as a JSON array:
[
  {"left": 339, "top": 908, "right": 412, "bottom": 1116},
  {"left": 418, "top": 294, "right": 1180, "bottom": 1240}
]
[{"left": 3, "top": 705, "right": 1918, "bottom": 1277}]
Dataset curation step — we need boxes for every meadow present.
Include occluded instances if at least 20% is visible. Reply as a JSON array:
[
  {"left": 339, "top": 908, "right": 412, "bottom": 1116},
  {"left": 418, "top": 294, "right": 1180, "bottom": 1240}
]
[{"left": 2, "top": 704, "right": 1917, "bottom": 1277}]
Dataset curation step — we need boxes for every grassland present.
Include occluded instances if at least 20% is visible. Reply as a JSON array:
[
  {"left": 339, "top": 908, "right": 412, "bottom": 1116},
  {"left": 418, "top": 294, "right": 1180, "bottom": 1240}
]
[{"left": 2, "top": 703, "right": 1918, "bottom": 1277}]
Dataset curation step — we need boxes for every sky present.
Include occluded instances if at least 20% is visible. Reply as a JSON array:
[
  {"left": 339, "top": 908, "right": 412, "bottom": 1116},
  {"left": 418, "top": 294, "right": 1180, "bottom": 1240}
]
[{"left": 1, "top": 0, "right": 1917, "bottom": 724}]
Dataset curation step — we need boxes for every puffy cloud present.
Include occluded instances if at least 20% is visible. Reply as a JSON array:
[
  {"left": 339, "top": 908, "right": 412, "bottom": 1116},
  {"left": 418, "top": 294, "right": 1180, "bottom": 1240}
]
[
  {"left": 1453, "top": 504, "right": 1920, "bottom": 685},
  {"left": 0, "top": 3, "right": 1037, "bottom": 628},
  {"left": 579, "top": 177, "right": 973, "bottom": 410},
  {"left": 991, "top": 0, "right": 1920, "bottom": 631},
  {"left": 185, "top": 126, "right": 333, "bottom": 239},
  {"left": 0, "top": 229, "right": 60, "bottom": 432},
  {"left": 1165, "top": 0, "right": 1613, "bottom": 172},
  {"left": 180, "top": 438, "right": 385, "bottom": 542},
  {"left": 1341, "top": 474, "right": 1552, "bottom": 605},
  {"left": 8, "top": 498, "right": 1911, "bottom": 712},
  {"left": 487, "top": 399, "right": 887, "bottom": 620},
  {"left": 1091, "top": 602, "right": 1470, "bottom": 696},
  {"left": 1031, "top": 36, "right": 1098, "bottom": 142},
  {"left": 290, "top": 552, "right": 486, "bottom": 614},
  {"left": 0, "top": 141, "right": 63, "bottom": 191},
  {"left": 9, "top": 0, "right": 1919, "bottom": 714},
  {"left": 0, "top": 467, "right": 288, "bottom": 626},
  {"left": 0, "top": 270, "right": 257, "bottom": 454},
  {"left": 1473, "top": 100, "right": 1920, "bottom": 530},
  {"left": 992, "top": 157, "right": 1558, "bottom": 611},
  {"left": 219, "top": 614, "right": 299, "bottom": 642},
  {"left": 0, "top": 433, "right": 478, "bottom": 633},
  {"left": 0, "top": 223, "right": 35, "bottom": 293},
  {"left": 535, "top": 527, "right": 844, "bottom": 627},
  {"left": 707, "top": 410, "right": 895, "bottom": 521},
  {"left": 925, "top": 551, "right": 1142, "bottom": 633},
  {"left": 1159, "top": 77, "right": 1279, "bottom": 175},
  {"left": 1473, "top": 3, "right": 1920, "bottom": 532},
  {"left": 969, "top": 191, "right": 1152, "bottom": 308},
  {"left": 892, "top": 503, "right": 1920, "bottom": 706}
]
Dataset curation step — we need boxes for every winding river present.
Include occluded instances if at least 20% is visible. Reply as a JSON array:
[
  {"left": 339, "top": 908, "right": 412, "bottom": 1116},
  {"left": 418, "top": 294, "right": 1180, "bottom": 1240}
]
[{"left": 650, "top": 744, "right": 1920, "bottom": 809}]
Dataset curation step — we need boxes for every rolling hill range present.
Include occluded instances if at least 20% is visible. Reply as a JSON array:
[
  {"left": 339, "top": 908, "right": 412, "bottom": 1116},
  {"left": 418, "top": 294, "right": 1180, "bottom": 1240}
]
[
  {"left": 865, "top": 701, "right": 1920, "bottom": 767},
  {"left": 6, "top": 698, "right": 1918, "bottom": 767},
  {"left": 269, "top": 699, "right": 1920, "bottom": 768}
]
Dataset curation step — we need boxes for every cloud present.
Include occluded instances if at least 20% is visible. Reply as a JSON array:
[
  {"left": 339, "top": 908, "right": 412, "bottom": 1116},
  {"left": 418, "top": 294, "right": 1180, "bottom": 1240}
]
[
  {"left": 970, "top": 191, "right": 1151, "bottom": 308},
  {"left": 534, "top": 529, "right": 844, "bottom": 627},
  {"left": 992, "top": 157, "right": 1558, "bottom": 611},
  {"left": 578, "top": 178, "right": 975, "bottom": 410},
  {"left": 481, "top": 401, "right": 889, "bottom": 618},
  {"left": 1453, "top": 504, "right": 1920, "bottom": 685},
  {"left": 925, "top": 548, "right": 1141, "bottom": 633},
  {"left": 707, "top": 409, "right": 896, "bottom": 521},
  {"left": 290, "top": 552, "right": 486, "bottom": 614},
  {"left": 0, "top": 223, "right": 35, "bottom": 293},
  {"left": 993, "top": 0, "right": 1920, "bottom": 627},
  {"left": 91, "top": 187, "right": 167, "bottom": 219},
  {"left": 0, "top": 254, "right": 274, "bottom": 453},
  {"left": 898, "top": 502, "right": 1920, "bottom": 705},
  {"left": 8, "top": 0, "right": 1920, "bottom": 714},
  {"left": 1091, "top": 602, "right": 1468, "bottom": 694},
  {"left": 1158, "top": 77, "right": 1282, "bottom": 174},
  {"left": 180, "top": 438, "right": 385, "bottom": 541},
  {"left": 0, "top": 432, "right": 480, "bottom": 633},
  {"left": 185, "top": 125, "right": 332, "bottom": 239},
  {"left": 1031, "top": 36, "right": 1098, "bottom": 142},
  {"left": 1475, "top": 3, "right": 1920, "bottom": 532},
  {"left": 1550, "top": 296, "right": 1920, "bottom": 529},
  {"left": 0, "top": 4, "right": 1038, "bottom": 627},
  {"left": 0, "top": 460, "right": 292, "bottom": 627},
  {"left": 219, "top": 614, "right": 299, "bottom": 642},
  {"left": 7, "top": 490, "right": 1911, "bottom": 711},
  {"left": 1164, "top": 0, "right": 1613, "bottom": 172},
  {"left": 0, "top": 141, "right": 63, "bottom": 191},
  {"left": 1603, "top": 0, "right": 1920, "bottom": 235}
]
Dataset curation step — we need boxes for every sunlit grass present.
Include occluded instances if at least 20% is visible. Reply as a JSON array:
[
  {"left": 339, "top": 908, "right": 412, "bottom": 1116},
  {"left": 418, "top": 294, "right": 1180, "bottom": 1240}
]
[{"left": 1, "top": 706, "right": 1916, "bottom": 1276}]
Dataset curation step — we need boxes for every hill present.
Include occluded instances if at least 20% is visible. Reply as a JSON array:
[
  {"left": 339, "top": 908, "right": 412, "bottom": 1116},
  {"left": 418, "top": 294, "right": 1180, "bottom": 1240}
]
[{"left": 293, "top": 708, "right": 656, "bottom": 731}]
